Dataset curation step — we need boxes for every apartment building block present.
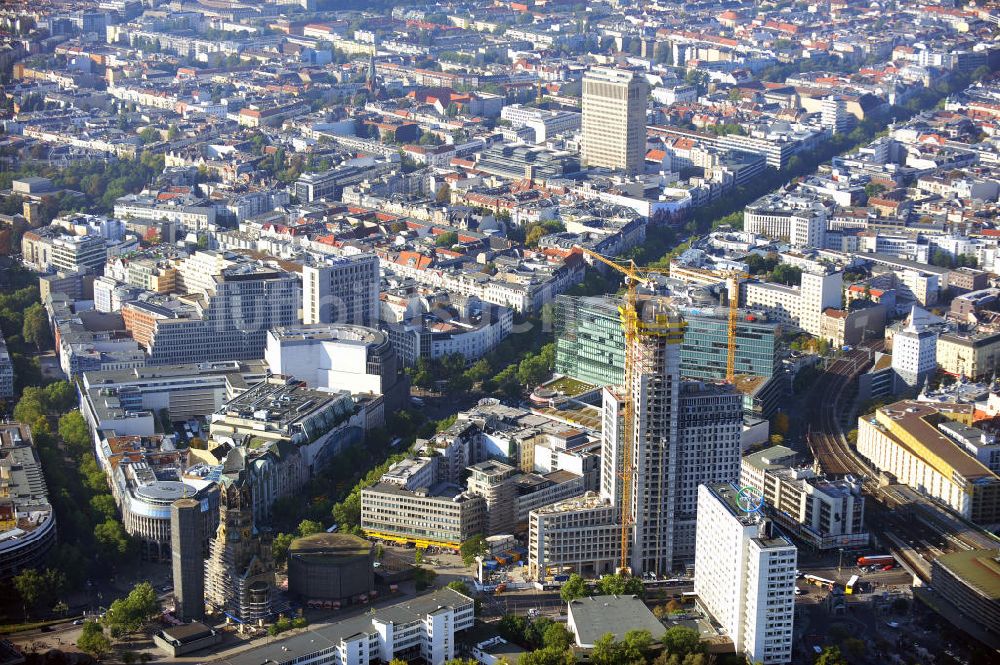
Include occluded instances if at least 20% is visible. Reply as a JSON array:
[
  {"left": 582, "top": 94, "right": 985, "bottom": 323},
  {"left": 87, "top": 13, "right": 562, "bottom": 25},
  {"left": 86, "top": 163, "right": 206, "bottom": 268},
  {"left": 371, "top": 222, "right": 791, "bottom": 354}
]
[
  {"left": 744, "top": 270, "right": 842, "bottom": 338},
  {"left": 857, "top": 401, "right": 1000, "bottom": 523},
  {"left": 302, "top": 254, "right": 380, "bottom": 327},
  {"left": 360, "top": 482, "right": 486, "bottom": 549},
  {"left": 741, "top": 446, "right": 868, "bottom": 549},
  {"left": 695, "top": 483, "right": 796, "bottom": 665}
]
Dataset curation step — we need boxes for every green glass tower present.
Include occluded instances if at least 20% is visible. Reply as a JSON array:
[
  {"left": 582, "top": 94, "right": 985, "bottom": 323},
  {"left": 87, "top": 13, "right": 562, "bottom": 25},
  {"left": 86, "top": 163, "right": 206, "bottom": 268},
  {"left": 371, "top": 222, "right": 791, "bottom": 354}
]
[{"left": 554, "top": 294, "right": 781, "bottom": 385}]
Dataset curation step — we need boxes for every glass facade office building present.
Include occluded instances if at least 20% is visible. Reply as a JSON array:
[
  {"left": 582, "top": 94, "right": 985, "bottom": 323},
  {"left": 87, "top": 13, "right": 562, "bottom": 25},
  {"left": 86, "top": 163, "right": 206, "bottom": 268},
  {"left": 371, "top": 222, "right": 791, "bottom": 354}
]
[{"left": 554, "top": 295, "right": 781, "bottom": 386}]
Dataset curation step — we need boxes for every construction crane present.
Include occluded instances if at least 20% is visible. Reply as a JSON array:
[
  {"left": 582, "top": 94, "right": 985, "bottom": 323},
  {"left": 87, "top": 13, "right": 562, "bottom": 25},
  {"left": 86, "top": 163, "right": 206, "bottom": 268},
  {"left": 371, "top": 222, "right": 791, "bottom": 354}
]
[
  {"left": 725, "top": 272, "right": 748, "bottom": 383},
  {"left": 578, "top": 248, "right": 676, "bottom": 575}
]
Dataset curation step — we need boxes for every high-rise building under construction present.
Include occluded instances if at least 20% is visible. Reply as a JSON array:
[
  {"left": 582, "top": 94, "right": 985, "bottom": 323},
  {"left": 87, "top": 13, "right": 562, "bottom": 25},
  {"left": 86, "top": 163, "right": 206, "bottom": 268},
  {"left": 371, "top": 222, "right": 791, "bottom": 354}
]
[{"left": 529, "top": 295, "right": 743, "bottom": 576}]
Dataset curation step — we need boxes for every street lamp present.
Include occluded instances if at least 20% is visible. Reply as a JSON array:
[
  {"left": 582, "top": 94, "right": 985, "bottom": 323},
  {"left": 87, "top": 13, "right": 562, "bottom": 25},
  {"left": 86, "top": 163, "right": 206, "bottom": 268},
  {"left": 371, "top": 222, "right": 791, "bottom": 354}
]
[{"left": 838, "top": 548, "right": 844, "bottom": 575}]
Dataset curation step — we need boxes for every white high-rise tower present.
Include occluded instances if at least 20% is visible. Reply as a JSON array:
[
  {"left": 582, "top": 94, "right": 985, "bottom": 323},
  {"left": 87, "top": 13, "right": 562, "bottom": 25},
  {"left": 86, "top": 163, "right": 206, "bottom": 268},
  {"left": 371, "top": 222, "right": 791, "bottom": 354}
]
[{"left": 695, "top": 482, "right": 796, "bottom": 665}]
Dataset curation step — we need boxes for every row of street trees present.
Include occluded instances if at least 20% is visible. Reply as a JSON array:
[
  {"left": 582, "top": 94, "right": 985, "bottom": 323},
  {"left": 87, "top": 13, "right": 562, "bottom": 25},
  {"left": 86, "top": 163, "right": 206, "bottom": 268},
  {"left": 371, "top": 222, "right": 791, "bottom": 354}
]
[
  {"left": 498, "top": 612, "right": 712, "bottom": 665},
  {"left": 3, "top": 271, "right": 139, "bottom": 623}
]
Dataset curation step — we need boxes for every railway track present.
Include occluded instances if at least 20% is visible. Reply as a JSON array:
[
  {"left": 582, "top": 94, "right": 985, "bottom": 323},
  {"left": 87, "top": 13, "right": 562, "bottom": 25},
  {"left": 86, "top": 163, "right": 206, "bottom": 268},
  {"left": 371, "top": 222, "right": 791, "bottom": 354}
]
[
  {"left": 803, "top": 341, "right": 999, "bottom": 581},
  {"left": 807, "top": 347, "right": 878, "bottom": 479}
]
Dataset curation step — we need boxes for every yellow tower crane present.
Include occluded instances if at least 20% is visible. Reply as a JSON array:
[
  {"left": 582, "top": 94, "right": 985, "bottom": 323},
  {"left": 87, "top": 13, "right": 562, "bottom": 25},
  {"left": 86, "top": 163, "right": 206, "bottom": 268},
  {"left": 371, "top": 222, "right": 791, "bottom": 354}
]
[
  {"left": 578, "top": 248, "right": 681, "bottom": 575},
  {"left": 725, "top": 272, "right": 748, "bottom": 383}
]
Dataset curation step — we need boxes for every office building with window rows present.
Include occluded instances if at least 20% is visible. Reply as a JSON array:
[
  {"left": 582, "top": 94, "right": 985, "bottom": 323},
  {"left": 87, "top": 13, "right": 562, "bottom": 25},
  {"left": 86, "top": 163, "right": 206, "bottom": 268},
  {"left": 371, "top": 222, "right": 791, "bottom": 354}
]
[{"left": 554, "top": 295, "right": 781, "bottom": 386}]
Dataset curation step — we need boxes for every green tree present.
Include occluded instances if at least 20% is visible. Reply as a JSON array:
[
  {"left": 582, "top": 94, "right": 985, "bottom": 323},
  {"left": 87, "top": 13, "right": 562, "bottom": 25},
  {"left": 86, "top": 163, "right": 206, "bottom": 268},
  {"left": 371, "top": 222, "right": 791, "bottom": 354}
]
[
  {"left": 542, "top": 622, "right": 573, "bottom": 651},
  {"left": 559, "top": 573, "right": 588, "bottom": 602},
  {"left": 814, "top": 646, "right": 848, "bottom": 665},
  {"left": 842, "top": 638, "right": 866, "bottom": 661},
  {"left": 273, "top": 532, "right": 295, "bottom": 565},
  {"left": 436, "top": 183, "right": 451, "bottom": 204},
  {"left": 436, "top": 231, "right": 459, "bottom": 247},
  {"left": 138, "top": 127, "right": 159, "bottom": 144},
  {"left": 297, "top": 519, "right": 323, "bottom": 536},
  {"left": 591, "top": 633, "right": 626, "bottom": 665},
  {"left": 662, "top": 625, "right": 703, "bottom": 658},
  {"left": 77, "top": 621, "right": 112, "bottom": 659},
  {"left": 412, "top": 566, "right": 437, "bottom": 591},
  {"left": 595, "top": 573, "right": 643, "bottom": 597},
  {"left": 13, "top": 568, "right": 64, "bottom": 616},
  {"left": 525, "top": 225, "right": 548, "bottom": 248},
  {"left": 864, "top": 182, "right": 886, "bottom": 199},
  {"left": 44, "top": 381, "right": 76, "bottom": 411},
  {"left": 90, "top": 494, "right": 118, "bottom": 521},
  {"left": 447, "top": 580, "right": 471, "bottom": 596},
  {"left": 654, "top": 42, "right": 672, "bottom": 65},
  {"left": 58, "top": 410, "right": 91, "bottom": 452},
  {"left": 410, "top": 357, "right": 437, "bottom": 390},
  {"left": 499, "top": 614, "right": 530, "bottom": 644},
  {"left": 464, "top": 358, "right": 492, "bottom": 385},
  {"left": 653, "top": 654, "right": 707, "bottom": 665},
  {"left": 103, "top": 582, "right": 159, "bottom": 637},
  {"left": 22, "top": 302, "right": 50, "bottom": 349},
  {"left": 331, "top": 491, "right": 361, "bottom": 529},
  {"left": 516, "top": 344, "right": 554, "bottom": 389},
  {"left": 460, "top": 533, "right": 487, "bottom": 566},
  {"left": 418, "top": 132, "right": 443, "bottom": 146},
  {"left": 94, "top": 519, "right": 131, "bottom": 562},
  {"left": 930, "top": 250, "right": 953, "bottom": 268},
  {"left": 772, "top": 412, "right": 790, "bottom": 435},
  {"left": 519, "top": 646, "right": 575, "bottom": 665},
  {"left": 768, "top": 263, "right": 802, "bottom": 286},
  {"left": 622, "top": 630, "right": 653, "bottom": 661},
  {"left": 13, "top": 387, "right": 45, "bottom": 424}
]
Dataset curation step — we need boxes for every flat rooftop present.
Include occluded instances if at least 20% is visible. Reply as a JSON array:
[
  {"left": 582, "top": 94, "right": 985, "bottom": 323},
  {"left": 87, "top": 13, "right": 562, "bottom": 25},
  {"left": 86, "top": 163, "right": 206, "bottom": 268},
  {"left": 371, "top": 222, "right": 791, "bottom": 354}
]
[
  {"left": 731, "top": 374, "right": 769, "bottom": 395},
  {"left": 747, "top": 280, "right": 798, "bottom": 295},
  {"left": 217, "top": 378, "right": 354, "bottom": 431},
  {"left": 934, "top": 549, "right": 1000, "bottom": 600},
  {"left": 543, "top": 469, "right": 580, "bottom": 484},
  {"left": 0, "top": 423, "right": 53, "bottom": 540},
  {"left": 162, "top": 622, "right": 215, "bottom": 643},
  {"left": 289, "top": 532, "right": 371, "bottom": 558},
  {"left": 83, "top": 359, "right": 267, "bottom": 390},
  {"left": 742, "top": 445, "right": 798, "bottom": 472},
  {"left": 364, "top": 480, "right": 473, "bottom": 502},
  {"left": 269, "top": 323, "right": 386, "bottom": 346},
  {"left": 874, "top": 401, "right": 998, "bottom": 482},
  {"left": 706, "top": 482, "right": 760, "bottom": 526},
  {"left": 381, "top": 456, "right": 434, "bottom": 483},
  {"left": 568, "top": 595, "right": 665, "bottom": 646},
  {"left": 216, "top": 588, "right": 471, "bottom": 665},
  {"left": 533, "top": 491, "right": 611, "bottom": 516}
]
